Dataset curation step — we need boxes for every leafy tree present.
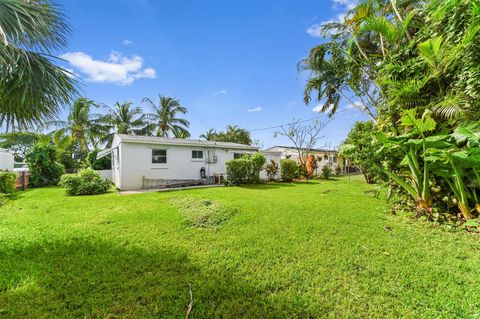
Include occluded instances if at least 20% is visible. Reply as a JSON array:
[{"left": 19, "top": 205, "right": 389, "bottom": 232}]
[
  {"left": 142, "top": 95, "right": 190, "bottom": 138},
  {"left": 340, "top": 121, "right": 383, "bottom": 183},
  {"left": 202, "top": 125, "right": 252, "bottom": 145},
  {"left": 0, "top": 132, "right": 42, "bottom": 162},
  {"left": 0, "top": 0, "right": 78, "bottom": 129},
  {"left": 26, "top": 144, "right": 64, "bottom": 187},
  {"left": 274, "top": 119, "right": 328, "bottom": 169},
  {"left": 220, "top": 125, "right": 252, "bottom": 145},
  {"left": 87, "top": 149, "right": 111, "bottom": 170}
]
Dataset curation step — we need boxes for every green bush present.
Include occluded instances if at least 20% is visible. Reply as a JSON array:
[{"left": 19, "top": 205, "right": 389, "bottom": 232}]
[
  {"left": 321, "top": 165, "right": 333, "bottom": 180},
  {"left": 87, "top": 149, "right": 111, "bottom": 170},
  {"left": 226, "top": 152, "right": 266, "bottom": 185},
  {"left": 59, "top": 168, "right": 111, "bottom": 196},
  {"left": 280, "top": 159, "right": 297, "bottom": 182},
  {"left": 297, "top": 163, "right": 308, "bottom": 179},
  {"left": 26, "top": 144, "right": 64, "bottom": 187},
  {"left": 0, "top": 172, "right": 17, "bottom": 194},
  {"left": 226, "top": 159, "right": 253, "bottom": 185}
]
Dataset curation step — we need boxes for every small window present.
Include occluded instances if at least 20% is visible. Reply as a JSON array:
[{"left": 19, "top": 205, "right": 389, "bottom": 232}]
[
  {"left": 152, "top": 149, "right": 167, "bottom": 163},
  {"left": 333, "top": 156, "right": 337, "bottom": 164},
  {"left": 234, "top": 153, "right": 244, "bottom": 159},
  {"left": 192, "top": 150, "right": 203, "bottom": 159}
]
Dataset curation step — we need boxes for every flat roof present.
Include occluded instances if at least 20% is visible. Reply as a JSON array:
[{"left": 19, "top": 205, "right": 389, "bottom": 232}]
[{"left": 115, "top": 134, "right": 259, "bottom": 151}]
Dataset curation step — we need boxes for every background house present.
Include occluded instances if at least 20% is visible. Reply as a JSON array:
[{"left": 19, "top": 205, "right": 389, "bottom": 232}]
[
  {"left": 99, "top": 134, "right": 262, "bottom": 190},
  {"left": 264, "top": 146, "right": 346, "bottom": 175}
]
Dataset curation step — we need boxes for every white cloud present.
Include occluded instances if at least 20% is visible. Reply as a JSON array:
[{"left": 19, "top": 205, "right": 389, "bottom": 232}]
[
  {"left": 60, "top": 51, "right": 156, "bottom": 85},
  {"left": 122, "top": 39, "right": 133, "bottom": 45},
  {"left": 213, "top": 89, "right": 227, "bottom": 95},
  {"left": 333, "top": 0, "right": 357, "bottom": 10},
  {"left": 346, "top": 101, "right": 364, "bottom": 109},
  {"left": 247, "top": 107, "right": 262, "bottom": 112},
  {"left": 306, "top": 0, "right": 356, "bottom": 38},
  {"left": 312, "top": 104, "right": 334, "bottom": 113}
]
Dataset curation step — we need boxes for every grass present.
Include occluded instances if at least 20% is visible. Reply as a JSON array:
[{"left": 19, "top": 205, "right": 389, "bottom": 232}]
[{"left": 1, "top": 176, "right": 480, "bottom": 318}]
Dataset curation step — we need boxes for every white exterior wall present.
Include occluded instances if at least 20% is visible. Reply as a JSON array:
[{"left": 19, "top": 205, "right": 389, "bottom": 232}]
[
  {"left": 0, "top": 150, "right": 14, "bottom": 171},
  {"left": 265, "top": 146, "right": 342, "bottom": 175},
  {"left": 94, "top": 170, "right": 113, "bottom": 180},
  {"left": 260, "top": 152, "right": 282, "bottom": 180},
  {"left": 114, "top": 142, "right": 254, "bottom": 190}
]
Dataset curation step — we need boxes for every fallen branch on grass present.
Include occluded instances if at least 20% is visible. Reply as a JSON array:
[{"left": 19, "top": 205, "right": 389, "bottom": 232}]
[{"left": 185, "top": 283, "right": 193, "bottom": 319}]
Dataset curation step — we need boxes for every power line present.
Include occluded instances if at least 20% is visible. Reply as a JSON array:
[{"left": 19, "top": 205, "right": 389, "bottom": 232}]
[{"left": 248, "top": 105, "right": 358, "bottom": 132}]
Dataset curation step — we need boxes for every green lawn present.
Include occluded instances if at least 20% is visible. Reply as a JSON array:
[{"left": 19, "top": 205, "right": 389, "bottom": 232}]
[{"left": 1, "top": 177, "right": 479, "bottom": 318}]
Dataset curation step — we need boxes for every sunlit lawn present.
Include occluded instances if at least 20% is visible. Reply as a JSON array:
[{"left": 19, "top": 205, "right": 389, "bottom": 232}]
[{"left": 1, "top": 176, "right": 479, "bottom": 318}]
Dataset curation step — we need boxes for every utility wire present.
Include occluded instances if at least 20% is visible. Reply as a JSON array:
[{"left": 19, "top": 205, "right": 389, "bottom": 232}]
[{"left": 248, "top": 105, "right": 358, "bottom": 132}]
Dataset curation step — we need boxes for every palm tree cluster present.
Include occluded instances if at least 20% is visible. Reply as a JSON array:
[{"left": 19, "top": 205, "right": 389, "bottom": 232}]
[{"left": 49, "top": 95, "right": 191, "bottom": 151}]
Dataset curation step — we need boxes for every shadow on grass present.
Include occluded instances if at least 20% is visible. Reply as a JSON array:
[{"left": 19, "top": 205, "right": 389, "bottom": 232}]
[
  {"left": 0, "top": 237, "right": 308, "bottom": 318},
  {"left": 240, "top": 182, "right": 296, "bottom": 190}
]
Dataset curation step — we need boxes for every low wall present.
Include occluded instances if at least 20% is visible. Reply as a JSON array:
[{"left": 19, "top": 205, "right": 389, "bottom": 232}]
[{"left": 95, "top": 170, "right": 112, "bottom": 180}]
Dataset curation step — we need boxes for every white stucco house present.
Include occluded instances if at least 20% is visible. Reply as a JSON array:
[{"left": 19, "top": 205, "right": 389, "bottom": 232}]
[
  {"left": 264, "top": 145, "right": 345, "bottom": 175},
  {"left": 0, "top": 148, "right": 15, "bottom": 171},
  {"left": 98, "top": 134, "right": 265, "bottom": 190}
]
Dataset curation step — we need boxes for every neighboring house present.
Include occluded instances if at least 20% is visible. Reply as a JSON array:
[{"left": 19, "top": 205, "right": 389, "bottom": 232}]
[
  {"left": 0, "top": 148, "right": 15, "bottom": 171},
  {"left": 264, "top": 145, "right": 346, "bottom": 175},
  {"left": 98, "top": 134, "right": 260, "bottom": 190}
]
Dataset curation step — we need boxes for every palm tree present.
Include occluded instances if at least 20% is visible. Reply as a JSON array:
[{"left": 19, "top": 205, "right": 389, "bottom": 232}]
[
  {"left": 50, "top": 98, "right": 105, "bottom": 152},
  {"left": 200, "top": 129, "right": 217, "bottom": 141},
  {"left": 142, "top": 95, "right": 190, "bottom": 138},
  {"left": 101, "top": 101, "right": 151, "bottom": 140},
  {"left": 0, "top": 0, "right": 78, "bottom": 130}
]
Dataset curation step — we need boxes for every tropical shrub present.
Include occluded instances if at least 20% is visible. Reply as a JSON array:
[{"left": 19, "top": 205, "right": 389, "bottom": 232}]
[
  {"left": 301, "top": 0, "right": 480, "bottom": 224},
  {"left": 225, "top": 152, "right": 266, "bottom": 185},
  {"left": 58, "top": 142, "right": 84, "bottom": 171},
  {"left": 59, "top": 168, "right": 111, "bottom": 196},
  {"left": 265, "top": 160, "right": 279, "bottom": 181},
  {"left": 225, "top": 159, "right": 252, "bottom": 185},
  {"left": 280, "top": 159, "right": 297, "bottom": 182},
  {"left": 0, "top": 172, "right": 17, "bottom": 194},
  {"left": 321, "top": 165, "right": 333, "bottom": 180},
  {"left": 26, "top": 144, "right": 64, "bottom": 187},
  {"left": 87, "top": 149, "right": 111, "bottom": 170},
  {"left": 340, "top": 121, "right": 385, "bottom": 184}
]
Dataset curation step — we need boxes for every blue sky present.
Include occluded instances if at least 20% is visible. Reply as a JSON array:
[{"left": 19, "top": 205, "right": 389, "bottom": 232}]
[{"left": 59, "top": 0, "right": 368, "bottom": 149}]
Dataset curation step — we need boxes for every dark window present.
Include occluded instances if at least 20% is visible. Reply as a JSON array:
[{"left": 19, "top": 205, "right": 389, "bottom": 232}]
[
  {"left": 152, "top": 149, "right": 167, "bottom": 163},
  {"left": 333, "top": 156, "right": 337, "bottom": 163},
  {"left": 234, "top": 153, "right": 244, "bottom": 159},
  {"left": 192, "top": 150, "right": 203, "bottom": 159}
]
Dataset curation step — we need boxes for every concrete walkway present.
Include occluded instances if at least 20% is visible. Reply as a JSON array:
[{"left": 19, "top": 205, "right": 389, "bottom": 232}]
[{"left": 118, "top": 184, "right": 224, "bottom": 195}]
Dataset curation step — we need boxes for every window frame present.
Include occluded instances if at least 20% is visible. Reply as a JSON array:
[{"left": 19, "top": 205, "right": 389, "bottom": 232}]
[
  {"left": 151, "top": 149, "right": 167, "bottom": 164},
  {"left": 191, "top": 150, "right": 204, "bottom": 160}
]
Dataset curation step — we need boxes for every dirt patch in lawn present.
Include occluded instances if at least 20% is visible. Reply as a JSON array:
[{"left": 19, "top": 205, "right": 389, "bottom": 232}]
[{"left": 170, "top": 197, "right": 237, "bottom": 228}]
